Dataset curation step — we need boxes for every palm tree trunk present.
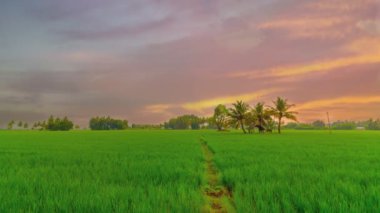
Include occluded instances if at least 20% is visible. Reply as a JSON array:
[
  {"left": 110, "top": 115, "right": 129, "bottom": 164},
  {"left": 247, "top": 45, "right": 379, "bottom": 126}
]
[
  {"left": 278, "top": 117, "right": 282, "bottom": 134},
  {"left": 240, "top": 120, "right": 247, "bottom": 134}
]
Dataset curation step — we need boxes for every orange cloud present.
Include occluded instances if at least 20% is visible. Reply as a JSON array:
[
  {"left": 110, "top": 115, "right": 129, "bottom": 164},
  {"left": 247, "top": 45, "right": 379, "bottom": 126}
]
[
  {"left": 295, "top": 96, "right": 380, "bottom": 111},
  {"left": 258, "top": 16, "right": 352, "bottom": 39},
  {"left": 272, "top": 54, "right": 380, "bottom": 77},
  {"left": 181, "top": 89, "right": 279, "bottom": 111},
  {"left": 258, "top": 0, "right": 377, "bottom": 40},
  {"left": 144, "top": 89, "right": 279, "bottom": 114},
  {"left": 294, "top": 95, "right": 380, "bottom": 121},
  {"left": 307, "top": 0, "right": 376, "bottom": 12},
  {"left": 346, "top": 37, "right": 380, "bottom": 54},
  {"left": 230, "top": 37, "right": 380, "bottom": 79},
  {"left": 258, "top": 17, "right": 346, "bottom": 30},
  {"left": 144, "top": 104, "right": 173, "bottom": 113}
]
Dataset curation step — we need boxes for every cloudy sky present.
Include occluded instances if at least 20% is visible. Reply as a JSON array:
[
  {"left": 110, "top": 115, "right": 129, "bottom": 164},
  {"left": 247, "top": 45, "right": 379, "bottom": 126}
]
[{"left": 0, "top": 0, "right": 380, "bottom": 125}]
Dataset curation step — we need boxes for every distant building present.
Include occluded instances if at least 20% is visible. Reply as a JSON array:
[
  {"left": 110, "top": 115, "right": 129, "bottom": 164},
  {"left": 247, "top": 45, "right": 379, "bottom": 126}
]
[{"left": 356, "top": 127, "right": 365, "bottom": 130}]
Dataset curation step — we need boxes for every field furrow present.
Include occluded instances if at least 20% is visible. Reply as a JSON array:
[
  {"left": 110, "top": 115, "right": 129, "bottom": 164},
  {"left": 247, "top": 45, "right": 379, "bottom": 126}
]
[{"left": 201, "top": 138, "right": 236, "bottom": 213}]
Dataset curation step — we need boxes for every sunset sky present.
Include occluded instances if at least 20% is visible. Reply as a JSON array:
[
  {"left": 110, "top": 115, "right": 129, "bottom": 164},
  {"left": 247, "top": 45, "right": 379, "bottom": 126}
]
[{"left": 0, "top": 0, "right": 380, "bottom": 125}]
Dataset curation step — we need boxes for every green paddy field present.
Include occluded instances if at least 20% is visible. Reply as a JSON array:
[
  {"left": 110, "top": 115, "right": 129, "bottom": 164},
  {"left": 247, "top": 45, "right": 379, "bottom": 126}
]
[{"left": 0, "top": 130, "right": 379, "bottom": 212}]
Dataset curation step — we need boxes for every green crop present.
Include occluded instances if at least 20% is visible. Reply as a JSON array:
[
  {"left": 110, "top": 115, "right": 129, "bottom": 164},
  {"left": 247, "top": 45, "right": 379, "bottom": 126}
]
[
  {"left": 0, "top": 131, "right": 204, "bottom": 212},
  {"left": 0, "top": 130, "right": 379, "bottom": 212}
]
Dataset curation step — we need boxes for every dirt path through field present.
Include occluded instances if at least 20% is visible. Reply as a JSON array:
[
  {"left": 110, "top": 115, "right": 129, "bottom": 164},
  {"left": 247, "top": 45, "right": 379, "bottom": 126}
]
[{"left": 200, "top": 138, "right": 235, "bottom": 213}]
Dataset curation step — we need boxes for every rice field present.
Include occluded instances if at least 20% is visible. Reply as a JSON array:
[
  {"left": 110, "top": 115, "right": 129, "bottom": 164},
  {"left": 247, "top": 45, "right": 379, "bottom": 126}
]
[
  {"left": 0, "top": 130, "right": 379, "bottom": 212},
  {"left": 0, "top": 131, "right": 204, "bottom": 212},
  {"left": 204, "top": 131, "right": 380, "bottom": 212}
]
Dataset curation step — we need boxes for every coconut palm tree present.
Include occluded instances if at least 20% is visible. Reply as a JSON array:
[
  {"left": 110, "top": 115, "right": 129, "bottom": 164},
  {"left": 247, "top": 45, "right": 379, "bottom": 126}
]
[
  {"left": 270, "top": 97, "right": 298, "bottom": 134},
  {"left": 263, "top": 117, "right": 276, "bottom": 133},
  {"left": 252, "top": 102, "right": 272, "bottom": 133},
  {"left": 244, "top": 111, "right": 257, "bottom": 134},
  {"left": 228, "top": 100, "right": 249, "bottom": 134}
]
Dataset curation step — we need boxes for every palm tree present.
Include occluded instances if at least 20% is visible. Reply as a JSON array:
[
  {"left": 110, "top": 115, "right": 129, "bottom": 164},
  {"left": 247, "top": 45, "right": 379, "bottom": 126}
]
[
  {"left": 252, "top": 102, "right": 272, "bottom": 133},
  {"left": 244, "top": 111, "right": 257, "bottom": 134},
  {"left": 228, "top": 100, "right": 249, "bottom": 134},
  {"left": 270, "top": 97, "right": 298, "bottom": 134},
  {"left": 263, "top": 117, "right": 276, "bottom": 133}
]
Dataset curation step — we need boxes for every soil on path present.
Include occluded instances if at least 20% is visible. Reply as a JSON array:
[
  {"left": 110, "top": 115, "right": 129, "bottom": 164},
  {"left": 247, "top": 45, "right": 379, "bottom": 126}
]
[{"left": 200, "top": 138, "right": 235, "bottom": 213}]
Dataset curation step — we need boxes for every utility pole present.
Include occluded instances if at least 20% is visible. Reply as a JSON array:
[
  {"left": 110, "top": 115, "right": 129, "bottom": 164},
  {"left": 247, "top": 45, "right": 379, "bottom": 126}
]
[{"left": 326, "top": 112, "right": 332, "bottom": 134}]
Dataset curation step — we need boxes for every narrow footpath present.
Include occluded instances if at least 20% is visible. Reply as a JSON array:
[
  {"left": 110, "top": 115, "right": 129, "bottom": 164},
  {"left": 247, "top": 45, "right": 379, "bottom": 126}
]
[{"left": 200, "top": 138, "right": 235, "bottom": 213}]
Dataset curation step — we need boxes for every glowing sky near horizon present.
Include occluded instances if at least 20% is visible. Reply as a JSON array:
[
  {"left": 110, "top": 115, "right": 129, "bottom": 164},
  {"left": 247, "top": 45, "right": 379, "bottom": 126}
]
[{"left": 0, "top": 0, "right": 380, "bottom": 125}]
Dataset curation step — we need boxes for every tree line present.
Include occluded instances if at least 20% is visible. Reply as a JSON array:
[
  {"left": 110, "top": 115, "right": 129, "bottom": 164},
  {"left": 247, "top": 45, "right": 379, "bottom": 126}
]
[
  {"left": 164, "top": 114, "right": 206, "bottom": 130},
  {"left": 2, "top": 116, "right": 128, "bottom": 131},
  {"left": 285, "top": 119, "right": 380, "bottom": 130},
  {"left": 89, "top": 116, "right": 128, "bottom": 130},
  {"left": 3, "top": 116, "right": 163, "bottom": 131},
  {"left": 6, "top": 120, "right": 29, "bottom": 130},
  {"left": 212, "top": 97, "right": 297, "bottom": 134},
  {"left": 2, "top": 97, "right": 298, "bottom": 133},
  {"left": 164, "top": 97, "right": 298, "bottom": 134},
  {"left": 31, "top": 116, "right": 75, "bottom": 131},
  {"left": 2, "top": 96, "right": 380, "bottom": 132}
]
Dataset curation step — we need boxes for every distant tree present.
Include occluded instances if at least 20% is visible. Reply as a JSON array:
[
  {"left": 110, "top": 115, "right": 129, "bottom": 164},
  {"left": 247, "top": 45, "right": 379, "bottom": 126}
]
[
  {"left": 365, "top": 119, "right": 380, "bottom": 130},
  {"left": 23, "top": 123, "right": 28, "bottom": 129},
  {"left": 270, "top": 97, "right": 298, "bottom": 134},
  {"left": 131, "top": 124, "right": 163, "bottom": 129},
  {"left": 32, "top": 121, "right": 44, "bottom": 130},
  {"left": 285, "top": 122, "right": 309, "bottom": 130},
  {"left": 213, "top": 104, "right": 229, "bottom": 131},
  {"left": 284, "top": 122, "right": 298, "bottom": 129},
  {"left": 75, "top": 125, "right": 80, "bottom": 130},
  {"left": 228, "top": 100, "right": 249, "bottom": 134},
  {"left": 165, "top": 117, "right": 187, "bottom": 129},
  {"left": 295, "top": 123, "right": 314, "bottom": 130},
  {"left": 89, "top": 116, "right": 128, "bottom": 130},
  {"left": 164, "top": 115, "right": 203, "bottom": 130},
  {"left": 332, "top": 120, "right": 356, "bottom": 130},
  {"left": 32, "top": 121, "right": 46, "bottom": 130},
  {"left": 312, "top": 120, "right": 325, "bottom": 129},
  {"left": 45, "top": 115, "right": 74, "bottom": 131},
  {"left": 41, "top": 121, "right": 46, "bottom": 130},
  {"left": 205, "top": 117, "right": 218, "bottom": 129},
  {"left": 17, "top": 121, "right": 23, "bottom": 128},
  {"left": 46, "top": 116, "right": 54, "bottom": 129},
  {"left": 7, "top": 120, "right": 15, "bottom": 130}
]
